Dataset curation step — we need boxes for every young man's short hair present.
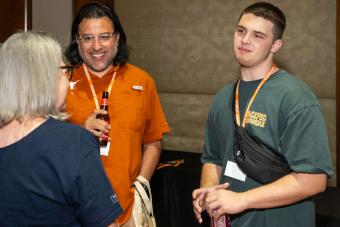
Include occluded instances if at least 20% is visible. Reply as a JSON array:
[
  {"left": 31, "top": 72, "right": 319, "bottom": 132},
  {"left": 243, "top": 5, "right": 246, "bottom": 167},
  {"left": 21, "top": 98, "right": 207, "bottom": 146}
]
[{"left": 239, "top": 2, "right": 286, "bottom": 40}]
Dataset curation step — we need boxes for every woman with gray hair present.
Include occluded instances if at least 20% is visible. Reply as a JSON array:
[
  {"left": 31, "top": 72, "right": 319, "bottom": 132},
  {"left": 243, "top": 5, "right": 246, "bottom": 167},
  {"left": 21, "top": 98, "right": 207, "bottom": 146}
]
[{"left": 0, "top": 31, "right": 122, "bottom": 226}]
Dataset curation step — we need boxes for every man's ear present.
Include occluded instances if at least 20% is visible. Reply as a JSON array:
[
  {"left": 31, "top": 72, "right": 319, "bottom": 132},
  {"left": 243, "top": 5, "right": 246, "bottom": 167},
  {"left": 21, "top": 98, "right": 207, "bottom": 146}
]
[
  {"left": 116, "top": 33, "right": 120, "bottom": 43},
  {"left": 271, "top": 39, "right": 283, "bottom": 53}
]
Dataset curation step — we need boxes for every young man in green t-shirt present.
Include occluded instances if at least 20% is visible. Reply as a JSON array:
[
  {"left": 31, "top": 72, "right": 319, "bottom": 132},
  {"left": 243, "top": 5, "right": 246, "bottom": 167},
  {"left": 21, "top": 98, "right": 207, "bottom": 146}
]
[{"left": 192, "top": 2, "right": 333, "bottom": 227}]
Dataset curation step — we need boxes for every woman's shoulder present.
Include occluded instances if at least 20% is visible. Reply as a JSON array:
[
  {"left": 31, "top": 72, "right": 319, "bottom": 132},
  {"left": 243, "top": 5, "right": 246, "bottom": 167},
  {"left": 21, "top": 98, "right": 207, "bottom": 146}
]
[{"left": 45, "top": 118, "right": 98, "bottom": 156}]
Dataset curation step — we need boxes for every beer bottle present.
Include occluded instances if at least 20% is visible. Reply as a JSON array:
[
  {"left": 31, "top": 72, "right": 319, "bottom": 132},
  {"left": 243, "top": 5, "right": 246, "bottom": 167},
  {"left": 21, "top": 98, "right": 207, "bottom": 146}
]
[{"left": 96, "top": 91, "right": 110, "bottom": 146}]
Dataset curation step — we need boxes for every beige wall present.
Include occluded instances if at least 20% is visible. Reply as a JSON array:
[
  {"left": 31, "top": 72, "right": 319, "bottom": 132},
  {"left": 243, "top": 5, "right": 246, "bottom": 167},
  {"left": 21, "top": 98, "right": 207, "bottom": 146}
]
[
  {"left": 115, "top": 0, "right": 337, "bottom": 185},
  {"left": 32, "top": 0, "right": 72, "bottom": 49}
]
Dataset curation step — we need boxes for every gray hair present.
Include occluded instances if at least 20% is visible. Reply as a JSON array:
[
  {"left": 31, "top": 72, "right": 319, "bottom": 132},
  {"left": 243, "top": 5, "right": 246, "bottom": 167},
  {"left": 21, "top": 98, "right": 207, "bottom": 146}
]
[{"left": 0, "top": 31, "right": 63, "bottom": 127}]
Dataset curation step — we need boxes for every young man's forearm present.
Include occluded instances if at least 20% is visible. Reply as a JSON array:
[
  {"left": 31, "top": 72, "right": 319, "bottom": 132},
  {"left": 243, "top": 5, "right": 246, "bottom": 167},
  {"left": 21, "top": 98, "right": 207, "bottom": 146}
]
[{"left": 200, "top": 163, "right": 222, "bottom": 187}]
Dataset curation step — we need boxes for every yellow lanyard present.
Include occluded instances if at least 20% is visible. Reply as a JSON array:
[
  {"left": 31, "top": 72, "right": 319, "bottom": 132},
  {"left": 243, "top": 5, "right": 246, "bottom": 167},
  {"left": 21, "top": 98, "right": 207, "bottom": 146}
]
[
  {"left": 234, "top": 64, "right": 278, "bottom": 128},
  {"left": 83, "top": 63, "right": 117, "bottom": 110}
]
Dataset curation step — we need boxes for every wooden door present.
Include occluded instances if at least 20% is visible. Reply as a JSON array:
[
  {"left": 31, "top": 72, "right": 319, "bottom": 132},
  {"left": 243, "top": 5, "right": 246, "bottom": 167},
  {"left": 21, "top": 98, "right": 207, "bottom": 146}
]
[
  {"left": 336, "top": 0, "right": 340, "bottom": 187},
  {"left": 0, "top": 0, "right": 32, "bottom": 43}
]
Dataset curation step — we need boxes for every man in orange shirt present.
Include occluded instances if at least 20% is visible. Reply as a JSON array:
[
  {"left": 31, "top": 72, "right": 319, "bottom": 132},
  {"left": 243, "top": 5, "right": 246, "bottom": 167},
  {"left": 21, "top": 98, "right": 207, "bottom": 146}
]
[{"left": 64, "top": 3, "right": 169, "bottom": 226}]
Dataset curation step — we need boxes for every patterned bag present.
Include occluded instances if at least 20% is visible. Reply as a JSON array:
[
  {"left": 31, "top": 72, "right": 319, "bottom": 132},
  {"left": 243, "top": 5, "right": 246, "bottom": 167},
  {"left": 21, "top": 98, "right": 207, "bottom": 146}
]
[{"left": 132, "top": 175, "right": 157, "bottom": 227}]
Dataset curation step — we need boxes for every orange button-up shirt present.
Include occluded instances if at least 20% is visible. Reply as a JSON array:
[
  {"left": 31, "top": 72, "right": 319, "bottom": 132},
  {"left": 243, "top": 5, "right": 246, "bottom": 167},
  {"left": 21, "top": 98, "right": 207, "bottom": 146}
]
[{"left": 66, "top": 63, "right": 169, "bottom": 224}]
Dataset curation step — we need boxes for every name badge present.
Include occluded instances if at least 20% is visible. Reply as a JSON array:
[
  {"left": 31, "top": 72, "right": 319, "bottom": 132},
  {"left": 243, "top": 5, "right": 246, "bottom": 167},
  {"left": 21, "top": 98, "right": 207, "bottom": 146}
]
[
  {"left": 100, "top": 142, "right": 111, "bottom": 156},
  {"left": 224, "top": 161, "right": 246, "bottom": 182}
]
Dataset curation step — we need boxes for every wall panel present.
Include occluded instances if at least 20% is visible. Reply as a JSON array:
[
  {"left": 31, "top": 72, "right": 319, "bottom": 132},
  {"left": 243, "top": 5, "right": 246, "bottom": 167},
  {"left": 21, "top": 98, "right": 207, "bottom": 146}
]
[{"left": 115, "top": 0, "right": 337, "bottom": 185}]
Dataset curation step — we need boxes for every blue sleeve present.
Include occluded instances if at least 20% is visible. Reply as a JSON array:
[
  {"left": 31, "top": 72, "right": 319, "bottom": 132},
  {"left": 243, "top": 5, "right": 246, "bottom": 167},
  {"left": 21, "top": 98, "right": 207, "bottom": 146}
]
[{"left": 73, "top": 136, "right": 123, "bottom": 227}]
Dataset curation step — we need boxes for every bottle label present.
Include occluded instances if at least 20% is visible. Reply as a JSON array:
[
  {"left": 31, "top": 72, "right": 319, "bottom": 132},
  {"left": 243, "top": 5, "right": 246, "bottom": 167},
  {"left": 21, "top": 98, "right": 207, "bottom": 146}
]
[
  {"left": 101, "top": 98, "right": 108, "bottom": 106},
  {"left": 211, "top": 215, "right": 231, "bottom": 227}
]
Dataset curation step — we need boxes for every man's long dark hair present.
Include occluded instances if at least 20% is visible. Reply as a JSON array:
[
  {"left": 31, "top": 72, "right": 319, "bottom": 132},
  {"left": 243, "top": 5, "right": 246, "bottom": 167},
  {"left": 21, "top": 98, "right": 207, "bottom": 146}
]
[{"left": 64, "top": 2, "right": 129, "bottom": 66}]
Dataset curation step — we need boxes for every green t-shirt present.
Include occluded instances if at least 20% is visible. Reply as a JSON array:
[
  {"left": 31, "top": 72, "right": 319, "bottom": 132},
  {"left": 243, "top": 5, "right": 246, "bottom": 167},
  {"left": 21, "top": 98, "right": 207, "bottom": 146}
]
[{"left": 201, "top": 70, "right": 333, "bottom": 227}]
